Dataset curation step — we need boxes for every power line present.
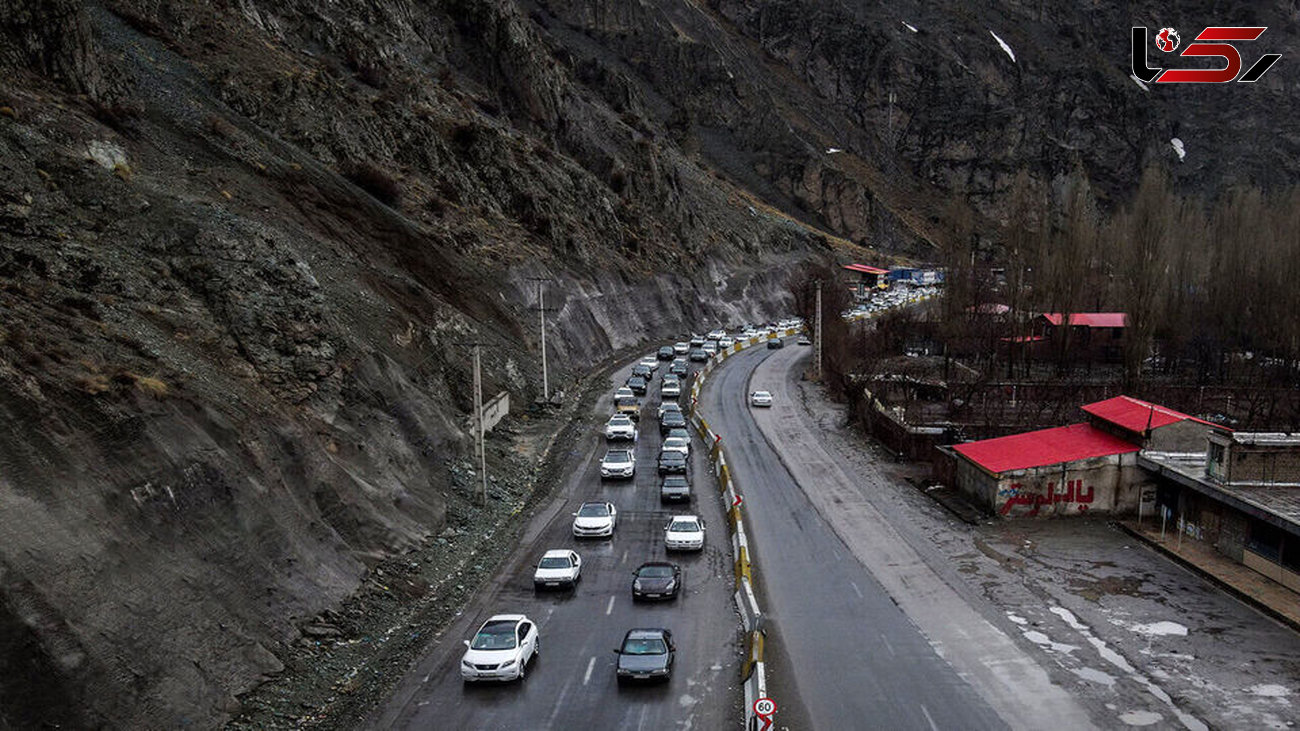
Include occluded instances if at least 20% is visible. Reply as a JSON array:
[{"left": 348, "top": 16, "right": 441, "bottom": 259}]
[{"left": 527, "top": 278, "right": 558, "bottom": 403}]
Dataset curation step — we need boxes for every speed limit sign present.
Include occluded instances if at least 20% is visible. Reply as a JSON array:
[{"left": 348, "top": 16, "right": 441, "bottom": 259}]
[{"left": 754, "top": 697, "right": 777, "bottom": 716}]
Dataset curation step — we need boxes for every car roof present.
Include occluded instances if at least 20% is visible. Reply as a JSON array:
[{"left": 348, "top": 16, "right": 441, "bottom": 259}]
[
  {"left": 625, "top": 628, "right": 670, "bottom": 639},
  {"left": 662, "top": 474, "right": 688, "bottom": 482},
  {"left": 636, "top": 561, "right": 678, "bottom": 570},
  {"left": 542, "top": 549, "right": 573, "bottom": 558},
  {"left": 484, "top": 614, "right": 526, "bottom": 623}
]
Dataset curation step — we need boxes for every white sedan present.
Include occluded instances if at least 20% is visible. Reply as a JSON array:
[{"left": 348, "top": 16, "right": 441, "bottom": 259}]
[
  {"left": 600, "top": 449, "right": 636, "bottom": 479},
  {"left": 639, "top": 356, "right": 660, "bottom": 372},
  {"left": 750, "top": 391, "right": 773, "bottom": 407},
  {"left": 665, "top": 515, "right": 705, "bottom": 551},
  {"left": 533, "top": 549, "right": 581, "bottom": 590},
  {"left": 461, "top": 614, "right": 539, "bottom": 682},
  {"left": 661, "top": 436, "right": 690, "bottom": 457},
  {"left": 572, "top": 501, "right": 617, "bottom": 538}
]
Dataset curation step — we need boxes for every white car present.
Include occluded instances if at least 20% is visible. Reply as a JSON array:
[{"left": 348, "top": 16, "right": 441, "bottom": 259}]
[
  {"left": 461, "top": 614, "right": 539, "bottom": 682},
  {"left": 718, "top": 336, "right": 734, "bottom": 349},
  {"left": 572, "top": 501, "right": 617, "bottom": 538},
  {"left": 601, "top": 449, "right": 636, "bottom": 479},
  {"left": 605, "top": 414, "right": 638, "bottom": 441},
  {"left": 661, "top": 380, "right": 681, "bottom": 398},
  {"left": 658, "top": 401, "right": 683, "bottom": 419},
  {"left": 665, "top": 515, "right": 705, "bottom": 551},
  {"left": 615, "top": 386, "right": 635, "bottom": 401},
  {"left": 673, "top": 342, "right": 690, "bottom": 355},
  {"left": 707, "top": 329, "right": 726, "bottom": 340},
  {"left": 661, "top": 436, "right": 690, "bottom": 457},
  {"left": 639, "top": 356, "right": 659, "bottom": 372},
  {"left": 750, "top": 391, "right": 773, "bottom": 407},
  {"left": 533, "top": 549, "right": 581, "bottom": 590},
  {"left": 702, "top": 341, "right": 718, "bottom": 355}
]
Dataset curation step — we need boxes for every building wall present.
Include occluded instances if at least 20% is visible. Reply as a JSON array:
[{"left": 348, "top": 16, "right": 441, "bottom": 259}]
[
  {"left": 1148, "top": 421, "right": 1216, "bottom": 453},
  {"left": 1226, "top": 444, "right": 1300, "bottom": 484},
  {"left": 953, "top": 452, "right": 1150, "bottom": 517}
]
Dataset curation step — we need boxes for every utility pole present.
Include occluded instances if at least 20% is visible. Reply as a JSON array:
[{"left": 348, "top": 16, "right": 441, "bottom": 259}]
[
  {"left": 527, "top": 277, "right": 556, "bottom": 403},
  {"left": 470, "top": 343, "right": 487, "bottom": 506},
  {"left": 814, "top": 279, "right": 823, "bottom": 380}
]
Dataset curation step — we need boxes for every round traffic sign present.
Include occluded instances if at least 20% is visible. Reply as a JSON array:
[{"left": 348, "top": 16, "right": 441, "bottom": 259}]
[{"left": 753, "top": 697, "right": 777, "bottom": 716}]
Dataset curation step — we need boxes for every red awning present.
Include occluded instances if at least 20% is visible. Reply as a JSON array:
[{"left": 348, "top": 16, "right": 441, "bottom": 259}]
[
  {"left": 842, "top": 264, "right": 889, "bottom": 275},
  {"left": 1082, "top": 395, "right": 1226, "bottom": 433},
  {"left": 1040, "top": 312, "right": 1127, "bottom": 328},
  {"left": 953, "top": 423, "right": 1139, "bottom": 474}
]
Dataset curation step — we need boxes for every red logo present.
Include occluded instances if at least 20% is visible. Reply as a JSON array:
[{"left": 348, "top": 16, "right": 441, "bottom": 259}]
[{"left": 1132, "top": 26, "right": 1281, "bottom": 83}]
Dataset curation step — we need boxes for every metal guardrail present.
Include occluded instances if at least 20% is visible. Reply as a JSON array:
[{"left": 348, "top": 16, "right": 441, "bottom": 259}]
[{"left": 688, "top": 329, "right": 795, "bottom": 728}]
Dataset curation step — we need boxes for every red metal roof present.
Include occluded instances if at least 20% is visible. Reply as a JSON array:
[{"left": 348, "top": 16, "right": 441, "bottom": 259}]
[
  {"left": 1040, "top": 312, "right": 1127, "bottom": 328},
  {"left": 842, "top": 263, "right": 889, "bottom": 275},
  {"left": 953, "top": 423, "right": 1139, "bottom": 474},
  {"left": 1082, "top": 395, "right": 1225, "bottom": 433}
]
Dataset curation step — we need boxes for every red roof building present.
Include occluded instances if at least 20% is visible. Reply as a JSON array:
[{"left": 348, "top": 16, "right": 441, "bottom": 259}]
[
  {"left": 1083, "top": 395, "right": 1220, "bottom": 433},
  {"left": 1040, "top": 312, "right": 1128, "bottom": 328},
  {"left": 953, "top": 423, "right": 1140, "bottom": 475},
  {"left": 842, "top": 263, "right": 890, "bottom": 275}
]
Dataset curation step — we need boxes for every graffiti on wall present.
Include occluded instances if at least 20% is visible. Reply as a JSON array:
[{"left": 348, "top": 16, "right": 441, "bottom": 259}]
[{"left": 998, "top": 479, "right": 1095, "bottom": 516}]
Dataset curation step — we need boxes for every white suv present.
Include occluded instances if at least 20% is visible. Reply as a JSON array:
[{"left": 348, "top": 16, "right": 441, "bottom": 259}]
[
  {"left": 600, "top": 449, "right": 636, "bottom": 479},
  {"left": 605, "top": 414, "right": 638, "bottom": 441},
  {"left": 460, "top": 614, "right": 539, "bottom": 682},
  {"left": 665, "top": 515, "right": 705, "bottom": 551}
]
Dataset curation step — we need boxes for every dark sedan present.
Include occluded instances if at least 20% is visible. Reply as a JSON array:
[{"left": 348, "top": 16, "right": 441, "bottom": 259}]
[
  {"left": 626, "top": 375, "right": 648, "bottom": 395},
  {"left": 657, "top": 450, "right": 688, "bottom": 474},
  {"left": 659, "top": 410, "right": 687, "bottom": 435},
  {"left": 669, "top": 359, "right": 689, "bottom": 377},
  {"left": 631, "top": 364, "right": 653, "bottom": 381},
  {"left": 766, "top": 338, "right": 785, "bottom": 349},
  {"left": 688, "top": 348, "right": 708, "bottom": 362},
  {"left": 632, "top": 562, "right": 681, "bottom": 601},
  {"left": 659, "top": 475, "right": 691, "bottom": 503},
  {"left": 657, "top": 345, "right": 675, "bottom": 360},
  {"left": 614, "top": 628, "right": 675, "bottom": 683}
]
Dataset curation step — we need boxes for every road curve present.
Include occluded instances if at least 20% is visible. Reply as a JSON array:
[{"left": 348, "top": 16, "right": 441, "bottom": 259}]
[
  {"left": 370, "top": 357, "right": 740, "bottom": 730},
  {"left": 701, "top": 342, "right": 1030, "bottom": 730}
]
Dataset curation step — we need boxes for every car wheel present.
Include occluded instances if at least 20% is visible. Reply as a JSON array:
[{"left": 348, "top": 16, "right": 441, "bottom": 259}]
[
  {"left": 518, "top": 658, "right": 526, "bottom": 681},
  {"left": 533, "top": 638, "right": 540, "bottom": 658}
]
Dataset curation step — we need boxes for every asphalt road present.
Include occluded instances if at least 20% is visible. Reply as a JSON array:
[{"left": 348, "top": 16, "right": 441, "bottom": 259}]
[
  {"left": 702, "top": 343, "right": 1010, "bottom": 731},
  {"left": 370, "top": 356, "right": 740, "bottom": 730}
]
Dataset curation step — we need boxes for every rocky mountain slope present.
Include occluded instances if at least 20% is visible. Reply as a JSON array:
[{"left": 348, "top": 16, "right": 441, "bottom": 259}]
[{"left": 1, "top": 0, "right": 1296, "bottom": 727}]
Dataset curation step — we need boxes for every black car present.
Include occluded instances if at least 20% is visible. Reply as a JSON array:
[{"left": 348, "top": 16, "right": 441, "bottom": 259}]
[
  {"left": 658, "top": 450, "right": 688, "bottom": 474},
  {"left": 659, "top": 475, "right": 691, "bottom": 503},
  {"left": 632, "top": 562, "right": 682, "bottom": 600},
  {"left": 688, "top": 348, "right": 708, "bottom": 362},
  {"left": 669, "top": 359, "right": 689, "bottom": 377},
  {"left": 626, "top": 375, "right": 648, "bottom": 395},
  {"left": 659, "top": 410, "right": 687, "bottom": 435},
  {"left": 657, "top": 346, "right": 675, "bottom": 360},
  {"left": 631, "top": 363, "right": 653, "bottom": 381},
  {"left": 766, "top": 338, "right": 785, "bottom": 349},
  {"left": 614, "top": 628, "right": 675, "bottom": 682}
]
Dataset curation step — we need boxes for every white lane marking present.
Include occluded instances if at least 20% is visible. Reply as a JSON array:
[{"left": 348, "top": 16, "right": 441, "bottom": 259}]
[
  {"left": 920, "top": 703, "right": 939, "bottom": 731},
  {"left": 621, "top": 549, "right": 628, "bottom": 564},
  {"left": 606, "top": 595, "right": 616, "bottom": 615},
  {"left": 881, "top": 634, "right": 896, "bottom": 657},
  {"left": 583, "top": 656, "right": 596, "bottom": 685},
  {"left": 832, "top": 549, "right": 841, "bottom": 561},
  {"left": 849, "top": 581, "right": 863, "bottom": 598}
]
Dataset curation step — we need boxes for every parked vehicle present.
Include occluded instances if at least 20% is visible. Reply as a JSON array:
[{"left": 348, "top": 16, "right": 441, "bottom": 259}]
[
  {"left": 600, "top": 449, "right": 636, "bottom": 479},
  {"left": 533, "top": 550, "right": 581, "bottom": 590},
  {"left": 632, "top": 562, "right": 681, "bottom": 601},
  {"left": 750, "top": 390, "right": 773, "bottom": 407},
  {"left": 604, "top": 414, "right": 638, "bottom": 441},
  {"left": 614, "top": 628, "right": 675, "bottom": 683},
  {"left": 572, "top": 501, "right": 617, "bottom": 538},
  {"left": 461, "top": 614, "right": 539, "bottom": 682},
  {"left": 659, "top": 474, "right": 691, "bottom": 503},
  {"left": 664, "top": 515, "right": 705, "bottom": 551}
]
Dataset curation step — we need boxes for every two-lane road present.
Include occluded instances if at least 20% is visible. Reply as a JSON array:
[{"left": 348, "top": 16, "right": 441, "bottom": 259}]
[
  {"left": 702, "top": 342, "right": 1092, "bottom": 730},
  {"left": 371, "top": 357, "right": 739, "bottom": 730}
]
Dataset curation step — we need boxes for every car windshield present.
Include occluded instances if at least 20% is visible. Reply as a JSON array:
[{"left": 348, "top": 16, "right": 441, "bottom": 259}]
[
  {"left": 661, "top": 452, "right": 683, "bottom": 462},
  {"left": 664, "top": 477, "right": 687, "bottom": 487},
  {"left": 622, "top": 638, "right": 667, "bottom": 655},
  {"left": 670, "top": 520, "right": 700, "bottom": 532},
  {"left": 470, "top": 621, "right": 517, "bottom": 650},
  {"left": 609, "top": 417, "right": 630, "bottom": 425},
  {"left": 616, "top": 397, "right": 637, "bottom": 407},
  {"left": 754, "top": 392, "right": 770, "bottom": 398},
  {"left": 539, "top": 556, "right": 571, "bottom": 569},
  {"left": 578, "top": 504, "right": 609, "bottom": 517},
  {"left": 662, "top": 403, "right": 680, "bottom": 411},
  {"left": 606, "top": 451, "right": 630, "bottom": 462},
  {"left": 638, "top": 565, "right": 674, "bottom": 578},
  {"left": 666, "top": 438, "right": 686, "bottom": 448}
]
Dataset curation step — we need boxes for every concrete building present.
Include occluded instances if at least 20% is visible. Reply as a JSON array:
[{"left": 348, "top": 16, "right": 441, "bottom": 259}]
[
  {"left": 1143, "top": 433, "right": 1300, "bottom": 591},
  {"left": 842, "top": 263, "right": 889, "bottom": 299},
  {"left": 944, "top": 395, "right": 1225, "bottom": 518},
  {"left": 1034, "top": 312, "right": 1127, "bottom": 363}
]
